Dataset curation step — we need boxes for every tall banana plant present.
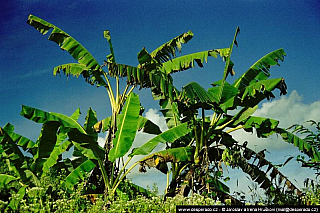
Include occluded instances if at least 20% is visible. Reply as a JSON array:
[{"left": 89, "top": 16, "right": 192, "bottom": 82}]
[
  {"left": 26, "top": 15, "right": 319, "bottom": 202},
  {"left": 130, "top": 27, "right": 320, "bottom": 203},
  {"left": 26, "top": 14, "right": 233, "bottom": 194}
]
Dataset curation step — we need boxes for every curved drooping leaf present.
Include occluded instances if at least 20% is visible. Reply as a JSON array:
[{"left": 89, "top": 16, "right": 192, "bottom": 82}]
[
  {"left": 20, "top": 105, "right": 104, "bottom": 165},
  {"left": 63, "top": 159, "right": 96, "bottom": 191},
  {"left": 138, "top": 147, "right": 194, "bottom": 174},
  {"left": 129, "top": 122, "right": 192, "bottom": 157},
  {"left": 107, "top": 62, "right": 144, "bottom": 82},
  {"left": 150, "top": 31, "right": 194, "bottom": 63},
  {"left": 2, "top": 123, "right": 35, "bottom": 152},
  {"left": 241, "top": 78, "right": 287, "bottom": 101},
  {"left": 53, "top": 63, "right": 87, "bottom": 78},
  {"left": 222, "top": 146, "right": 301, "bottom": 196},
  {"left": 41, "top": 108, "right": 81, "bottom": 174},
  {"left": 288, "top": 120, "right": 320, "bottom": 148},
  {"left": 287, "top": 121, "right": 320, "bottom": 169},
  {"left": 107, "top": 60, "right": 177, "bottom": 100},
  {"left": 159, "top": 49, "right": 230, "bottom": 74},
  {"left": 20, "top": 105, "right": 86, "bottom": 134},
  {"left": 243, "top": 116, "right": 279, "bottom": 138},
  {"left": 0, "top": 174, "right": 17, "bottom": 188},
  {"left": 242, "top": 150, "right": 301, "bottom": 195},
  {"left": 232, "top": 48, "right": 286, "bottom": 91},
  {"left": 27, "top": 14, "right": 106, "bottom": 86},
  {"left": 214, "top": 78, "right": 287, "bottom": 112},
  {"left": 276, "top": 128, "right": 320, "bottom": 162},
  {"left": 109, "top": 93, "right": 140, "bottom": 162}
]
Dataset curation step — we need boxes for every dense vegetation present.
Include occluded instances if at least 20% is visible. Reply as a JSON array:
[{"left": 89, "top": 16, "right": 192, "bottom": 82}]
[{"left": 0, "top": 15, "right": 319, "bottom": 211}]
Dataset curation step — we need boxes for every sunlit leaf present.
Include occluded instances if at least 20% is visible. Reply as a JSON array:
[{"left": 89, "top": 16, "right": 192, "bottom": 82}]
[
  {"left": 130, "top": 123, "right": 192, "bottom": 157},
  {"left": 27, "top": 14, "right": 106, "bottom": 86},
  {"left": 63, "top": 159, "right": 96, "bottom": 191},
  {"left": 109, "top": 93, "right": 140, "bottom": 162},
  {"left": 233, "top": 49, "right": 286, "bottom": 91}
]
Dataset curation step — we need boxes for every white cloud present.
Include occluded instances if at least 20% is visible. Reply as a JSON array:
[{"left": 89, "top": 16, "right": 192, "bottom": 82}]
[
  {"left": 255, "top": 90, "right": 320, "bottom": 128},
  {"left": 97, "top": 133, "right": 107, "bottom": 147},
  {"left": 231, "top": 90, "right": 320, "bottom": 152},
  {"left": 227, "top": 90, "right": 320, "bottom": 201},
  {"left": 145, "top": 108, "right": 168, "bottom": 132}
]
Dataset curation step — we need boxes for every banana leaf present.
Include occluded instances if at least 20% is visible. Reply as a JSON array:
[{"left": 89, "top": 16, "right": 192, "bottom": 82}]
[
  {"left": 159, "top": 49, "right": 230, "bottom": 74},
  {"left": 2, "top": 123, "right": 35, "bottom": 153},
  {"left": 276, "top": 128, "right": 320, "bottom": 162},
  {"left": 109, "top": 93, "right": 140, "bottom": 162},
  {"left": 208, "top": 80, "right": 239, "bottom": 106},
  {"left": 233, "top": 49, "right": 286, "bottom": 91},
  {"left": 180, "top": 81, "right": 217, "bottom": 109},
  {"left": 243, "top": 116, "right": 279, "bottom": 138},
  {"left": 241, "top": 78, "right": 287, "bottom": 102},
  {"left": 160, "top": 100, "right": 181, "bottom": 129},
  {"left": 20, "top": 105, "right": 86, "bottom": 134},
  {"left": 0, "top": 128, "right": 27, "bottom": 178},
  {"left": 94, "top": 115, "right": 161, "bottom": 135},
  {"left": 150, "top": 31, "right": 194, "bottom": 63},
  {"left": 42, "top": 140, "right": 72, "bottom": 174},
  {"left": 217, "top": 27, "right": 240, "bottom": 102},
  {"left": 62, "top": 159, "right": 97, "bottom": 191},
  {"left": 27, "top": 14, "right": 106, "bottom": 86},
  {"left": 138, "top": 147, "right": 194, "bottom": 174},
  {"left": 129, "top": 122, "right": 192, "bottom": 157},
  {"left": 104, "top": 30, "right": 116, "bottom": 63},
  {"left": 84, "top": 108, "right": 98, "bottom": 142},
  {"left": 31, "top": 121, "right": 61, "bottom": 175}
]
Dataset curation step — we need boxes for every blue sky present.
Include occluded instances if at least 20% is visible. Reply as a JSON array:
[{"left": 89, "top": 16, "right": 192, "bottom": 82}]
[{"left": 1, "top": 0, "right": 320, "bottom": 199}]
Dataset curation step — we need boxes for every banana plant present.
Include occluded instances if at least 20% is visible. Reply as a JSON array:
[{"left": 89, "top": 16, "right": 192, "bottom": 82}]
[
  {"left": 27, "top": 15, "right": 141, "bottom": 190},
  {"left": 0, "top": 107, "right": 82, "bottom": 210},
  {"left": 128, "top": 27, "right": 320, "bottom": 203},
  {"left": 26, "top": 14, "right": 234, "bottom": 195},
  {"left": 0, "top": 96, "right": 172, "bottom": 210},
  {"left": 27, "top": 15, "right": 319, "bottom": 202}
]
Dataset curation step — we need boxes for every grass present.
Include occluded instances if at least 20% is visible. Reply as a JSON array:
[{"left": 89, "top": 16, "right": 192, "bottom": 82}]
[{"left": 0, "top": 167, "right": 319, "bottom": 212}]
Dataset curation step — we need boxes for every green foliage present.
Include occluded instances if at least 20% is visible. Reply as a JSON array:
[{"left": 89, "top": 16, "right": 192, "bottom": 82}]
[
  {"left": 24, "top": 14, "right": 320, "bottom": 206},
  {"left": 27, "top": 14, "right": 105, "bottom": 87},
  {"left": 287, "top": 120, "right": 320, "bottom": 172},
  {"left": 109, "top": 93, "right": 140, "bottom": 162}
]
